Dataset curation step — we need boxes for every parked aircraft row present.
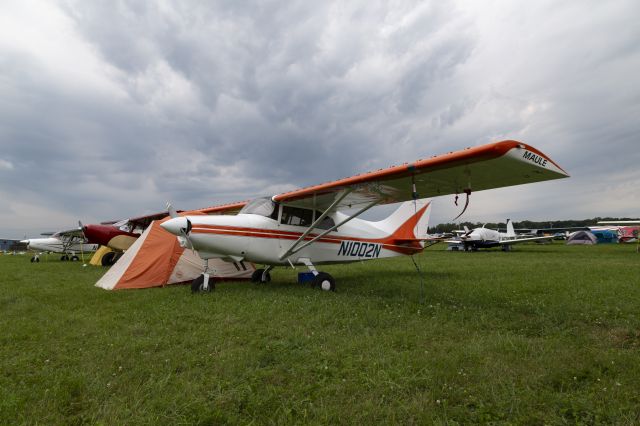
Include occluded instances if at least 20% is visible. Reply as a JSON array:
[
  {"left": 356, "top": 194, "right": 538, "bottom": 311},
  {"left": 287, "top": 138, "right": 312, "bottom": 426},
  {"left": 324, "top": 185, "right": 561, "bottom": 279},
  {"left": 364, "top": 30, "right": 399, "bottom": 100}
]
[
  {"left": 20, "top": 140, "right": 571, "bottom": 292},
  {"left": 445, "top": 219, "right": 554, "bottom": 251}
]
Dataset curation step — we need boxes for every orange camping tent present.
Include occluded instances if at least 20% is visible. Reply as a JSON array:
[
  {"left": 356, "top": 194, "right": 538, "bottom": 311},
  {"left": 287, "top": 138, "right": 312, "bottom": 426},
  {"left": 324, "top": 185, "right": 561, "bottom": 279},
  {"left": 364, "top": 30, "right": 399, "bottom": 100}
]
[{"left": 96, "top": 218, "right": 253, "bottom": 290}]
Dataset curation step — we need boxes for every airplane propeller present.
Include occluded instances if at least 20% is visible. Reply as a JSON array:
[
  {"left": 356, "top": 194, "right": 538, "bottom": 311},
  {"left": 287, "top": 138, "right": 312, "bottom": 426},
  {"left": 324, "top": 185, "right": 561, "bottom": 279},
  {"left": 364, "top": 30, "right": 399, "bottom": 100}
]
[
  {"left": 459, "top": 226, "right": 473, "bottom": 240},
  {"left": 166, "top": 203, "right": 194, "bottom": 250}
]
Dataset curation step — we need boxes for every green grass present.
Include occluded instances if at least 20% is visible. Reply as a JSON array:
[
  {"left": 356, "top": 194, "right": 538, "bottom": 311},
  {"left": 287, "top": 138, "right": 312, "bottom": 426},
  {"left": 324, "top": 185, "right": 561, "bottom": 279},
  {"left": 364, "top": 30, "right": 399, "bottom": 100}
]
[{"left": 1, "top": 243, "right": 639, "bottom": 424}]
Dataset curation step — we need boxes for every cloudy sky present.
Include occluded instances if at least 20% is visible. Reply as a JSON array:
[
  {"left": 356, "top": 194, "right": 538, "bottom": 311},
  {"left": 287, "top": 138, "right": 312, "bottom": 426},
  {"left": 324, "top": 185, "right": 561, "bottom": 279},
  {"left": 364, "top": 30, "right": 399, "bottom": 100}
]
[{"left": 1, "top": 0, "right": 638, "bottom": 238}]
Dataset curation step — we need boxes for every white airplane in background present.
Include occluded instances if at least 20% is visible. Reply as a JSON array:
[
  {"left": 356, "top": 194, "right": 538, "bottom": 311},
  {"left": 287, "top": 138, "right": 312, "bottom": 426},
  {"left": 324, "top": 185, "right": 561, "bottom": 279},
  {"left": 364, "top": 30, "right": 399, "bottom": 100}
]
[
  {"left": 446, "top": 219, "right": 554, "bottom": 251},
  {"left": 161, "top": 140, "right": 569, "bottom": 292},
  {"left": 22, "top": 229, "right": 98, "bottom": 262}
]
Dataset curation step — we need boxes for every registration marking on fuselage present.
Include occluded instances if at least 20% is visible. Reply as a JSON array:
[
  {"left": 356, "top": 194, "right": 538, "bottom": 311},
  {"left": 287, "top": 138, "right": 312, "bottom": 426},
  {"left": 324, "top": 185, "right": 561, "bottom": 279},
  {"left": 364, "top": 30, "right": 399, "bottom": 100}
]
[{"left": 337, "top": 241, "right": 382, "bottom": 258}]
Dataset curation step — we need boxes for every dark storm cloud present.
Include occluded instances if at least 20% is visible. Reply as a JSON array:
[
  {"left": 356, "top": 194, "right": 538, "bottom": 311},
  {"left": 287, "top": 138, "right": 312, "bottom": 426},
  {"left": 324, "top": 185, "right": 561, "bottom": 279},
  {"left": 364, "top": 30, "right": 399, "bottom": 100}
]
[{"left": 0, "top": 0, "right": 638, "bottom": 237}]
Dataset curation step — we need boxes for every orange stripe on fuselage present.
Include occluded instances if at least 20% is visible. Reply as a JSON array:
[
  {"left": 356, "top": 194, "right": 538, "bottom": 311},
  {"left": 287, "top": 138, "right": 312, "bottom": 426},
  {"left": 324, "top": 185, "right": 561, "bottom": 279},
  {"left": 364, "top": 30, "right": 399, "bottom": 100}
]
[{"left": 190, "top": 224, "right": 422, "bottom": 255}]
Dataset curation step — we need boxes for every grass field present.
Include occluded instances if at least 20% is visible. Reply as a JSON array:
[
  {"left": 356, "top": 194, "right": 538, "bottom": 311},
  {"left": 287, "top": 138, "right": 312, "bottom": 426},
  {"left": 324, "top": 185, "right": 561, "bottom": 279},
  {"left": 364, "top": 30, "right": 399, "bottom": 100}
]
[{"left": 1, "top": 243, "right": 639, "bottom": 424}]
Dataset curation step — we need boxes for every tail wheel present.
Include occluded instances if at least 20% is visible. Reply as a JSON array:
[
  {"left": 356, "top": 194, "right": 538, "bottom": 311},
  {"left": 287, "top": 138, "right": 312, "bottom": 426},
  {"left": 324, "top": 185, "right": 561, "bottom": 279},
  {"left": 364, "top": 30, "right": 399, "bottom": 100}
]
[
  {"left": 251, "top": 269, "right": 271, "bottom": 283},
  {"left": 312, "top": 272, "right": 336, "bottom": 292},
  {"left": 191, "top": 275, "right": 214, "bottom": 293}
]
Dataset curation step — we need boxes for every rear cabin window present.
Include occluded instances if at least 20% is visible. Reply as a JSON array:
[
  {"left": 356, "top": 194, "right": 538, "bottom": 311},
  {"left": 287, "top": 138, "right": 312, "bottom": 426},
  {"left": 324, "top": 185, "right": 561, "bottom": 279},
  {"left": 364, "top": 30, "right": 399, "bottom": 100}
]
[{"left": 316, "top": 214, "right": 335, "bottom": 230}]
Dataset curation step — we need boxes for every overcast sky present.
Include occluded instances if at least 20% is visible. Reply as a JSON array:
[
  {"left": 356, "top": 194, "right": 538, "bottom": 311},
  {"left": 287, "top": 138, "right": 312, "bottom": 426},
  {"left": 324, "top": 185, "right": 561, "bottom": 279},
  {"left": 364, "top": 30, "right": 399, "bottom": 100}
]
[{"left": 1, "top": 0, "right": 638, "bottom": 238}]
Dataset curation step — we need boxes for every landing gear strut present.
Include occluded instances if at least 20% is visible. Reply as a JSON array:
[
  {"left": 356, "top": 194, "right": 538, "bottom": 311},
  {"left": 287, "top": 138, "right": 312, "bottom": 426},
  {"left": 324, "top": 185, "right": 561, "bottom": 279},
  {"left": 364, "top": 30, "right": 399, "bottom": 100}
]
[
  {"left": 192, "top": 259, "right": 215, "bottom": 293},
  {"left": 251, "top": 266, "right": 273, "bottom": 284}
]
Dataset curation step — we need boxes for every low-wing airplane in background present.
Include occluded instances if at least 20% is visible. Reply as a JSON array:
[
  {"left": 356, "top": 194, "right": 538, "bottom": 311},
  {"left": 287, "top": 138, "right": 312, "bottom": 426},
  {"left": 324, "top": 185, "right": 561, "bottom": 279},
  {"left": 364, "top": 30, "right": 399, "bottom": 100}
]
[
  {"left": 445, "top": 219, "right": 554, "bottom": 251},
  {"left": 22, "top": 229, "right": 98, "bottom": 262},
  {"left": 161, "top": 140, "right": 569, "bottom": 292}
]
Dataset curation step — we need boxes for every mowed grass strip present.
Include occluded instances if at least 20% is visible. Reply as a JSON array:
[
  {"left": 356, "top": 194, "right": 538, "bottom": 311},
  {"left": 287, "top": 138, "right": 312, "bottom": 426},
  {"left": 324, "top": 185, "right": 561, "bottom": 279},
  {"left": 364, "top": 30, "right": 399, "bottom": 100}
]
[{"left": 1, "top": 243, "right": 639, "bottom": 424}]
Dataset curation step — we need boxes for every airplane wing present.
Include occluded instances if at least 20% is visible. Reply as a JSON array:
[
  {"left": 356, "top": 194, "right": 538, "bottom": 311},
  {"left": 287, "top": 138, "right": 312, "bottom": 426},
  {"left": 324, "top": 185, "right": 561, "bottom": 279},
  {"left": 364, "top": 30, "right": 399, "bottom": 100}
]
[
  {"left": 196, "top": 201, "right": 248, "bottom": 215},
  {"left": 272, "top": 140, "right": 569, "bottom": 211},
  {"left": 128, "top": 211, "right": 176, "bottom": 228},
  {"left": 499, "top": 235, "right": 554, "bottom": 245},
  {"left": 598, "top": 220, "right": 640, "bottom": 225},
  {"left": 444, "top": 239, "right": 464, "bottom": 245},
  {"left": 100, "top": 210, "right": 178, "bottom": 228},
  {"left": 53, "top": 228, "right": 85, "bottom": 238}
]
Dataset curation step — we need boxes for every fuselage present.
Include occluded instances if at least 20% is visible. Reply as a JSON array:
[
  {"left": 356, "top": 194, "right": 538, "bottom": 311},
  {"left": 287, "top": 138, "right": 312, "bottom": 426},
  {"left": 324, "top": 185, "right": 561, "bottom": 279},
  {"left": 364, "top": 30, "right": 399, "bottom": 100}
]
[
  {"left": 464, "top": 228, "right": 506, "bottom": 248},
  {"left": 162, "top": 213, "right": 422, "bottom": 266},
  {"left": 22, "top": 237, "right": 98, "bottom": 254},
  {"left": 83, "top": 224, "right": 140, "bottom": 251}
]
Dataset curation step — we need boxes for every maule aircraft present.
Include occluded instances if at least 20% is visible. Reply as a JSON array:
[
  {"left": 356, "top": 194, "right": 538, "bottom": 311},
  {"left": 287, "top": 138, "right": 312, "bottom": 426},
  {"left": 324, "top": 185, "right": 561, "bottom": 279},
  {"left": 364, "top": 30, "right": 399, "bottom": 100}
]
[
  {"left": 161, "top": 140, "right": 569, "bottom": 292},
  {"left": 445, "top": 219, "right": 554, "bottom": 251}
]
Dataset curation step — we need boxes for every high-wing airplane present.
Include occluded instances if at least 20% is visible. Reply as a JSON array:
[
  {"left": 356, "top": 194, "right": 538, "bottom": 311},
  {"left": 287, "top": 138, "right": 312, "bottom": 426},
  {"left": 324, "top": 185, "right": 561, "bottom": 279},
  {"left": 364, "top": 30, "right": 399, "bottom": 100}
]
[
  {"left": 81, "top": 211, "right": 177, "bottom": 265},
  {"left": 445, "top": 219, "right": 554, "bottom": 251},
  {"left": 161, "top": 140, "right": 569, "bottom": 292},
  {"left": 21, "top": 229, "right": 98, "bottom": 262}
]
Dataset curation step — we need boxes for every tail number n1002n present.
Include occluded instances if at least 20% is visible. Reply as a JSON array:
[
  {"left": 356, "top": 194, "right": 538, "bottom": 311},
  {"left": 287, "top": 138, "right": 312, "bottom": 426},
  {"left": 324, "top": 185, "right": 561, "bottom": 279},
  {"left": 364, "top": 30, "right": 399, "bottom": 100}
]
[{"left": 337, "top": 241, "right": 381, "bottom": 258}]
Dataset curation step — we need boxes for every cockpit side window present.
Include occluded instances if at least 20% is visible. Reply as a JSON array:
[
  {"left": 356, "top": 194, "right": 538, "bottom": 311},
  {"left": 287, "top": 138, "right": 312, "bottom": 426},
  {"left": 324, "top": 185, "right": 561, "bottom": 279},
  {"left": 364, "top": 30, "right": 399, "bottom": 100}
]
[{"left": 281, "top": 206, "right": 314, "bottom": 227}]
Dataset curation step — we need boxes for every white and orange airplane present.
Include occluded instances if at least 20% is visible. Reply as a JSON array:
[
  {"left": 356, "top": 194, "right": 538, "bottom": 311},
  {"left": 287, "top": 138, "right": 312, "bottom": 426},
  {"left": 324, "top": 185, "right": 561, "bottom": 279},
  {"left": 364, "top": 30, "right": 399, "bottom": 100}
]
[{"left": 161, "top": 140, "right": 569, "bottom": 292}]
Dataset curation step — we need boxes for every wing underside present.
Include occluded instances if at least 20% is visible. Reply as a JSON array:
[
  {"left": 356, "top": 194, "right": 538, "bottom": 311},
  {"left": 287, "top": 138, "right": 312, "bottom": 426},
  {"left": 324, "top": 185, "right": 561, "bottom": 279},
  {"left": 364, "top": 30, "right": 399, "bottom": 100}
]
[{"left": 273, "top": 140, "right": 568, "bottom": 212}]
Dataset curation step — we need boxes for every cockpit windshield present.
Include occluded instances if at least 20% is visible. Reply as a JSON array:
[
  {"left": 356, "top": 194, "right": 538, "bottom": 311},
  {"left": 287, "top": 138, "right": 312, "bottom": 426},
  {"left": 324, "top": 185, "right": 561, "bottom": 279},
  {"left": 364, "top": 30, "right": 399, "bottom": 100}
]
[
  {"left": 239, "top": 197, "right": 276, "bottom": 218},
  {"left": 113, "top": 219, "right": 133, "bottom": 232}
]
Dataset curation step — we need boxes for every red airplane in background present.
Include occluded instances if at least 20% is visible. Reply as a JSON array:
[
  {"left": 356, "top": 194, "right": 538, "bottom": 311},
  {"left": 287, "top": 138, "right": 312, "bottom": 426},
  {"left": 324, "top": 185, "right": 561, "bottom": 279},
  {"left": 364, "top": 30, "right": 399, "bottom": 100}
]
[
  {"left": 81, "top": 211, "right": 175, "bottom": 265},
  {"left": 82, "top": 205, "right": 247, "bottom": 265}
]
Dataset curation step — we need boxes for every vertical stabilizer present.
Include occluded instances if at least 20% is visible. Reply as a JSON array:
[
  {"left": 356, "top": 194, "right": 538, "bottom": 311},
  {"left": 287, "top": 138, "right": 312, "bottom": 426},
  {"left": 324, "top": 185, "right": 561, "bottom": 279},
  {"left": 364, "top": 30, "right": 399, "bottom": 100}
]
[
  {"left": 506, "top": 219, "right": 516, "bottom": 237},
  {"left": 375, "top": 199, "right": 431, "bottom": 239}
]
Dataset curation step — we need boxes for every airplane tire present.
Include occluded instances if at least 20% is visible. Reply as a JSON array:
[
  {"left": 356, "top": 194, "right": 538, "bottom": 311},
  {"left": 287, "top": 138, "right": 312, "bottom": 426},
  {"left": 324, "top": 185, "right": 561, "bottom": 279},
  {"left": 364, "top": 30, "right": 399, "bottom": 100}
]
[
  {"left": 30, "top": 256, "right": 38, "bottom": 263},
  {"left": 251, "top": 269, "right": 264, "bottom": 283},
  {"left": 101, "top": 252, "right": 115, "bottom": 266},
  {"left": 71, "top": 255, "right": 79, "bottom": 261},
  {"left": 251, "top": 269, "right": 271, "bottom": 283},
  {"left": 313, "top": 272, "right": 335, "bottom": 292},
  {"left": 191, "top": 275, "right": 214, "bottom": 293}
]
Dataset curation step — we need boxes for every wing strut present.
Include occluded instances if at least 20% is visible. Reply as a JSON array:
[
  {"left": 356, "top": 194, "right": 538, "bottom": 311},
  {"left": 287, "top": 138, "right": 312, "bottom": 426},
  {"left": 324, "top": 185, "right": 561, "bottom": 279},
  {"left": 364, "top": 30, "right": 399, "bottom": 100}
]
[
  {"left": 279, "top": 197, "right": 380, "bottom": 261},
  {"left": 278, "top": 189, "right": 352, "bottom": 261}
]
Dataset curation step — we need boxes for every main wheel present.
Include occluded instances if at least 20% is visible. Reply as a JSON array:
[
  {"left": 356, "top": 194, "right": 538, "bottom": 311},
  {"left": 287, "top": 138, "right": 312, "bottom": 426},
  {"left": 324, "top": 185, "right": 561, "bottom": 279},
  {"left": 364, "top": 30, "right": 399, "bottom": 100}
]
[
  {"left": 251, "top": 269, "right": 271, "bottom": 283},
  {"left": 312, "top": 272, "right": 336, "bottom": 292},
  {"left": 60, "top": 255, "right": 69, "bottom": 261},
  {"left": 30, "top": 256, "right": 37, "bottom": 263},
  {"left": 101, "top": 252, "right": 116, "bottom": 266},
  {"left": 71, "top": 255, "right": 79, "bottom": 261},
  {"left": 191, "top": 275, "right": 214, "bottom": 293}
]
